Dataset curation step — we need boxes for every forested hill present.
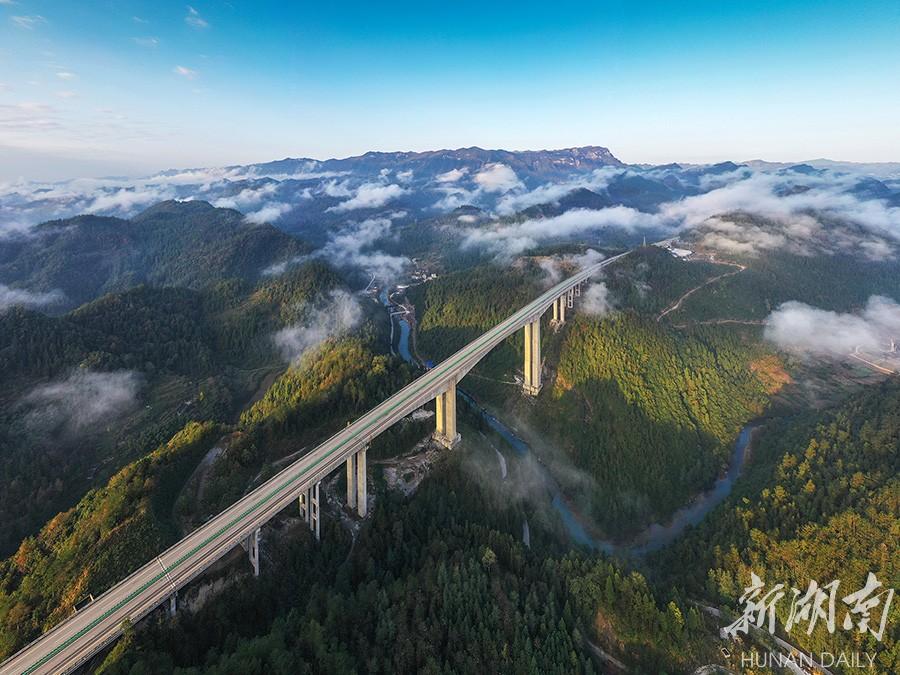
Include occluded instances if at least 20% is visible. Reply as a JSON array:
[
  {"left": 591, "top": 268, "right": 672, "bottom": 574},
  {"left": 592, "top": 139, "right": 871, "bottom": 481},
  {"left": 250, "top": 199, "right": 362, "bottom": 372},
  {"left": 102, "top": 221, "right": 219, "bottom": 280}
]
[
  {"left": 0, "top": 331, "right": 413, "bottom": 660},
  {"left": 671, "top": 213, "right": 900, "bottom": 322},
  {"left": 659, "top": 379, "right": 900, "bottom": 671},
  {"left": 0, "top": 261, "right": 343, "bottom": 558},
  {"left": 407, "top": 255, "right": 781, "bottom": 537},
  {"left": 79, "top": 434, "right": 719, "bottom": 675},
  {"left": 0, "top": 200, "right": 307, "bottom": 310},
  {"left": 541, "top": 314, "right": 777, "bottom": 537}
]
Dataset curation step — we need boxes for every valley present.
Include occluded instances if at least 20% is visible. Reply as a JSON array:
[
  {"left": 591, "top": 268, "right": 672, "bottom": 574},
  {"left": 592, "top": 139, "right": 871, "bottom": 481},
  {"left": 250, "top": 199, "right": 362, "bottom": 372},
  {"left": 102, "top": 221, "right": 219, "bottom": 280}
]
[{"left": 0, "top": 150, "right": 898, "bottom": 674}]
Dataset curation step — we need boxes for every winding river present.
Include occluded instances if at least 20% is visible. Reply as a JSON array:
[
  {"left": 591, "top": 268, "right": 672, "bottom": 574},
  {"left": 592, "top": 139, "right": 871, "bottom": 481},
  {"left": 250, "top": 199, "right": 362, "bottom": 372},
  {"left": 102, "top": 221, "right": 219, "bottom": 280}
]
[{"left": 379, "top": 284, "right": 755, "bottom": 556}]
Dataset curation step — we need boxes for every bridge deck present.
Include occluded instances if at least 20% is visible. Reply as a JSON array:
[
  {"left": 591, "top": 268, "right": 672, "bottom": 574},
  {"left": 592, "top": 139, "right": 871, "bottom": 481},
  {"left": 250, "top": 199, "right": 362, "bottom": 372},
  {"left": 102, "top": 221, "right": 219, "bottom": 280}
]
[{"left": 1, "top": 251, "right": 627, "bottom": 675}]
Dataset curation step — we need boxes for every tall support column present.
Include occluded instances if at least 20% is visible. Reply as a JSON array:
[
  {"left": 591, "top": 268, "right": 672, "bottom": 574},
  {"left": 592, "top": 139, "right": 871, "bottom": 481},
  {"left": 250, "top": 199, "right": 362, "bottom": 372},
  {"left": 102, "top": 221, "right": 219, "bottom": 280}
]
[
  {"left": 356, "top": 446, "right": 368, "bottom": 517},
  {"left": 552, "top": 296, "right": 567, "bottom": 327},
  {"left": 345, "top": 448, "right": 368, "bottom": 517},
  {"left": 567, "top": 288, "right": 574, "bottom": 308},
  {"left": 574, "top": 283, "right": 581, "bottom": 298},
  {"left": 247, "top": 527, "right": 260, "bottom": 577},
  {"left": 310, "top": 482, "right": 320, "bottom": 540},
  {"left": 433, "top": 381, "right": 460, "bottom": 448},
  {"left": 299, "top": 490, "right": 308, "bottom": 521},
  {"left": 435, "top": 388, "right": 446, "bottom": 438},
  {"left": 346, "top": 453, "right": 358, "bottom": 510},
  {"left": 168, "top": 593, "right": 177, "bottom": 617},
  {"left": 523, "top": 318, "right": 542, "bottom": 396}
]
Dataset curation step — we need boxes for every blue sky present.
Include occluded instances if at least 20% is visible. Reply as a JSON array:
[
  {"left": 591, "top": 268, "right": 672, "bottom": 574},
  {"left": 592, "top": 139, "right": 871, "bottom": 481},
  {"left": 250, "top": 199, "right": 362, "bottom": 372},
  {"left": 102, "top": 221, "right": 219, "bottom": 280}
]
[{"left": 1, "top": 1, "right": 899, "bottom": 179}]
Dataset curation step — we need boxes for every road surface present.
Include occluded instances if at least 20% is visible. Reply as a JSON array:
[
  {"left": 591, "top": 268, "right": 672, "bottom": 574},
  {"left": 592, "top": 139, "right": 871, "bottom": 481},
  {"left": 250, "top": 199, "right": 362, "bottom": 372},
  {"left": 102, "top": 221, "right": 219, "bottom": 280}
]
[{"left": 1, "top": 252, "right": 628, "bottom": 675}]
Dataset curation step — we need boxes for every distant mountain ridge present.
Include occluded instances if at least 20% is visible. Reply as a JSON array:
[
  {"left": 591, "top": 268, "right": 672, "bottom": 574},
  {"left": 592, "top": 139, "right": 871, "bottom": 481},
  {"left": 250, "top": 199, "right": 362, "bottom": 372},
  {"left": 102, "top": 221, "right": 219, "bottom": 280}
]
[
  {"left": 0, "top": 200, "right": 306, "bottom": 310},
  {"left": 742, "top": 158, "right": 900, "bottom": 177},
  {"left": 244, "top": 145, "right": 624, "bottom": 183}
]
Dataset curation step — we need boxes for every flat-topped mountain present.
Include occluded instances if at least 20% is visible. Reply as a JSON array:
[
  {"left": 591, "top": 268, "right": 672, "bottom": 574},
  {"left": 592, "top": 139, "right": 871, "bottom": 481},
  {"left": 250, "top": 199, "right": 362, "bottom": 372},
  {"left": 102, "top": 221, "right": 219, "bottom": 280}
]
[{"left": 245, "top": 145, "right": 624, "bottom": 183}]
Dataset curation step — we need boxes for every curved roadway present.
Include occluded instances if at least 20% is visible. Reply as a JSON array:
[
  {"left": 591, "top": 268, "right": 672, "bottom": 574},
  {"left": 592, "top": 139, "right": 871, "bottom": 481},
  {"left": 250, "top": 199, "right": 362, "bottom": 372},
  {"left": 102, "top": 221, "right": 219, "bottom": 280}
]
[{"left": 1, "top": 250, "right": 628, "bottom": 675}]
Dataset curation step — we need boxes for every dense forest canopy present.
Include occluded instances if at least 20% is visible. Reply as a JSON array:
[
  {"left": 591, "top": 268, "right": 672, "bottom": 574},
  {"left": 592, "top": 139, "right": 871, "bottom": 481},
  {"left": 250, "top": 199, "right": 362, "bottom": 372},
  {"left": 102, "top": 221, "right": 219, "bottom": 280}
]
[
  {"left": 542, "top": 313, "right": 775, "bottom": 536},
  {"left": 91, "top": 438, "right": 718, "bottom": 675},
  {"left": 1, "top": 184, "right": 899, "bottom": 675},
  {"left": 658, "top": 379, "right": 900, "bottom": 671},
  {"left": 0, "top": 326, "right": 412, "bottom": 659},
  {"left": 0, "top": 261, "right": 344, "bottom": 557},
  {"left": 0, "top": 201, "right": 307, "bottom": 310}
]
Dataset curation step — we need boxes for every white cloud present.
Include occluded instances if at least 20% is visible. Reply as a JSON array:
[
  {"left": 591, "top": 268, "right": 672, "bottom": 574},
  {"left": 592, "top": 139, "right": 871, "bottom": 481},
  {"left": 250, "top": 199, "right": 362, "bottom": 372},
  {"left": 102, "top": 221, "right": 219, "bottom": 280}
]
[
  {"left": 661, "top": 170, "right": 900, "bottom": 238},
  {"left": 244, "top": 201, "right": 293, "bottom": 224},
  {"left": 211, "top": 182, "right": 279, "bottom": 210},
  {"left": 462, "top": 206, "right": 661, "bottom": 257},
  {"left": 0, "top": 163, "right": 350, "bottom": 229},
  {"left": 173, "top": 65, "right": 198, "bottom": 79},
  {"left": 326, "top": 182, "right": 408, "bottom": 213},
  {"left": 435, "top": 167, "right": 468, "bottom": 184},
  {"left": 693, "top": 213, "right": 896, "bottom": 260},
  {"left": 132, "top": 36, "right": 160, "bottom": 48},
  {"left": 495, "top": 168, "right": 619, "bottom": 215},
  {"left": 0, "top": 283, "right": 64, "bottom": 312},
  {"left": 11, "top": 15, "right": 45, "bottom": 30},
  {"left": 535, "top": 248, "right": 606, "bottom": 287},
  {"left": 0, "top": 216, "right": 33, "bottom": 239},
  {"left": 433, "top": 164, "right": 613, "bottom": 214},
  {"left": 55, "top": 90, "right": 78, "bottom": 99},
  {"left": 320, "top": 213, "right": 409, "bottom": 280},
  {"left": 86, "top": 186, "right": 175, "bottom": 214},
  {"left": 261, "top": 254, "right": 309, "bottom": 277},
  {"left": 274, "top": 290, "right": 363, "bottom": 363},
  {"left": 185, "top": 6, "right": 209, "bottom": 29},
  {"left": 23, "top": 370, "right": 141, "bottom": 434},
  {"left": 580, "top": 282, "right": 613, "bottom": 316},
  {"left": 764, "top": 295, "right": 900, "bottom": 357},
  {"left": 0, "top": 102, "right": 60, "bottom": 134},
  {"left": 55, "top": 71, "right": 76, "bottom": 80},
  {"left": 432, "top": 185, "right": 478, "bottom": 211},
  {"left": 322, "top": 179, "right": 352, "bottom": 197},
  {"left": 459, "top": 166, "right": 900, "bottom": 258},
  {"left": 473, "top": 163, "right": 522, "bottom": 193}
]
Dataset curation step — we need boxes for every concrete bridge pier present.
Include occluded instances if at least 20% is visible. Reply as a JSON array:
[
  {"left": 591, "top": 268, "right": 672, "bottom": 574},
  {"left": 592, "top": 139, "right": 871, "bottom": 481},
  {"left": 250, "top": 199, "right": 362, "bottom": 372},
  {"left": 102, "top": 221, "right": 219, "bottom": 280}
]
[
  {"left": 299, "top": 483, "right": 321, "bottom": 540},
  {"left": 345, "top": 453, "right": 357, "bottom": 511},
  {"left": 523, "top": 318, "right": 542, "bottom": 395},
  {"left": 433, "top": 381, "right": 461, "bottom": 448},
  {"left": 574, "top": 282, "right": 581, "bottom": 297},
  {"left": 551, "top": 295, "right": 566, "bottom": 326},
  {"left": 246, "top": 527, "right": 260, "bottom": 577},
  {"left": 168, "top": 593, "right": 177, "bottom": 617},
  {"left": 346, "top": 447, "right": 368, "bottom": 517},
  {"left": 567, "top": 288, "right": 574, "bottom": 308}
]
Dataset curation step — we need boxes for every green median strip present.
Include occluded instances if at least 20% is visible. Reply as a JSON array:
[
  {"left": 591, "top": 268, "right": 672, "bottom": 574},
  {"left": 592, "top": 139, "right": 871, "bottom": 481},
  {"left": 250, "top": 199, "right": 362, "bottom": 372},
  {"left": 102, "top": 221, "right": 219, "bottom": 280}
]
[{"left": 20, "top": 259, "right": 617, "bottom": 674}]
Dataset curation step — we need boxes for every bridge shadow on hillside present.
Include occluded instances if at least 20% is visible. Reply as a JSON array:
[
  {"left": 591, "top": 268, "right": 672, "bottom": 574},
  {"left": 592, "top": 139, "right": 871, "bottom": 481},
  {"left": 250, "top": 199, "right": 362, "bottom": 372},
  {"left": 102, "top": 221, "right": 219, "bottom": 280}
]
[{"left": 544, "top": 376, "right": 729, "bottom": 541}]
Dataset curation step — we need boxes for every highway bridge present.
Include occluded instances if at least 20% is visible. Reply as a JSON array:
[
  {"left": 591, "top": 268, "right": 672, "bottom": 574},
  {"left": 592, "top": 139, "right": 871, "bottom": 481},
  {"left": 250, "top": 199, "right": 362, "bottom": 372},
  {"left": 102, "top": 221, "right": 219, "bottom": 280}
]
[{"left": 1, "top": 250, "right": 628, "bottom": 675}]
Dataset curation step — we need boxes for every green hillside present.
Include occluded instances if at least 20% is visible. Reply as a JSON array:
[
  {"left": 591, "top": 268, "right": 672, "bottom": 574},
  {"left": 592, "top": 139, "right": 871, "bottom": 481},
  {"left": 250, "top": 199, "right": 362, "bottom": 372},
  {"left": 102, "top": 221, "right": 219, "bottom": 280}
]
[
  {"left": 541, "top": 314, "right": 775, "bottom": 536},
  {"left": 0, "top": 201, "right": 306, "bottom": 310},
  {"left": 94, "top": 438, "right": 717, "bottom": 675},
  {"left": 670, "top": 214, "right": 900, "bottom": 323},
  {"left": 0, "top": 261, "right": 342, "bottom": 557},
  {"left": 0, "top": 328, "right": 412, "bottom": 659},
  {"left": 659, "top": 378, "right": 900, "bottom": 671}
]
